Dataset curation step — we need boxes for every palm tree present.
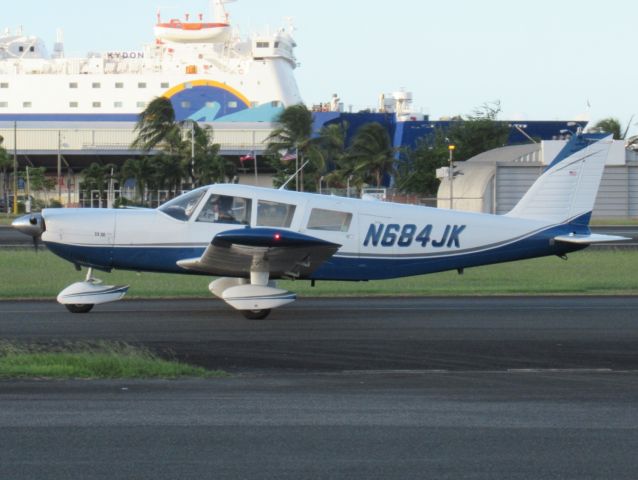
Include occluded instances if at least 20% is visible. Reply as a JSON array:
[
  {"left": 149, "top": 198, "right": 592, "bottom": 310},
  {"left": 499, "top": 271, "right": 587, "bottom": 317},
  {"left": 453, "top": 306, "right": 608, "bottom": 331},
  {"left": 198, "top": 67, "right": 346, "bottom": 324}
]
[
  {"left": 153, "top": 154, "right": 185, "bottom": 197},
  {"left": 132, "top": 97, "right": 181, "bottom": 152},
  {"left": 0, "top": 141, "right": 10, "bottom": 210},
  {"left": 347, "top": 122, "right": 396, "bottom": 187},
  {"left": 592, "top": 118, "right": 623, "bottom": 140},
  {"left": 265, "top": 104, "right": 318, "bottom": 191},
  {"left": 121, "top": 157, "right": 156, "bottom": 205}
]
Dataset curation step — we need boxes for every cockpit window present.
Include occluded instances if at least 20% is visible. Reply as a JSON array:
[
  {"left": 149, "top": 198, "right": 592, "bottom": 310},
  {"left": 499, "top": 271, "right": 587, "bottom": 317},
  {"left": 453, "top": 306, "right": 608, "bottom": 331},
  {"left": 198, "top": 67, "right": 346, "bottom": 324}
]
[
  {"left": 197, "top": 195, "right": 252, "bottom": 225},
  {"left": 257, "top": 200, "right": 296, "bottom": 227},
  {"left": 158, "top": 189, "right": 206, "bottom": 221}
]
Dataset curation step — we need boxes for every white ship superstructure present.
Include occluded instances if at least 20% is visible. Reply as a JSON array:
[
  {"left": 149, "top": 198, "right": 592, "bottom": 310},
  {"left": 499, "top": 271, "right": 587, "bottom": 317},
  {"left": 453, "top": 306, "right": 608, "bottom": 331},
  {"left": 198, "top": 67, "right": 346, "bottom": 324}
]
[{"left": 0, "top": 0, "right": 302, "bottom": 122}]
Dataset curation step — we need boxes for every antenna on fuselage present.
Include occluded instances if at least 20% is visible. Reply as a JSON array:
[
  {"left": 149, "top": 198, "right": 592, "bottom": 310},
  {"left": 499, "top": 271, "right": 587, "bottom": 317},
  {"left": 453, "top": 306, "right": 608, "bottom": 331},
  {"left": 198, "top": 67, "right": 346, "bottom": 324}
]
[{"left": 279, "top": 160, "right": 310, "bottom": 190}]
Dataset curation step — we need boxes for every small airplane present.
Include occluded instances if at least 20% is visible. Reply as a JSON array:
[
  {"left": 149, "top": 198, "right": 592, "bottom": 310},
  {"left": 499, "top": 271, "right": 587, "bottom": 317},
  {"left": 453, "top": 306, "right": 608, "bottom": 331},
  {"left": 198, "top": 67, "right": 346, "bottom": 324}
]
[{"left": 12, "top": 133, "right": 629, "bottom": 319}]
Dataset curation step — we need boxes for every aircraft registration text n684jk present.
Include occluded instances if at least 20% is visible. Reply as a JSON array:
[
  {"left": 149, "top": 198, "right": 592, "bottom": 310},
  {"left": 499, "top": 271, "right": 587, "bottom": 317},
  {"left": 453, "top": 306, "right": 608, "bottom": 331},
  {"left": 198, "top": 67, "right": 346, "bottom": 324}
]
[{"left": 364, "top": 224, "right": 467, "bottom": 248}]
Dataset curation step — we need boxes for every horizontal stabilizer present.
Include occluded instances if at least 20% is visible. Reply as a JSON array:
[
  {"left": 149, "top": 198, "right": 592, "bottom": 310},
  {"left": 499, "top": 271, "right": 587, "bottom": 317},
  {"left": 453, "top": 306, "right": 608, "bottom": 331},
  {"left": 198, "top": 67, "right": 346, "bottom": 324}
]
[{"left": 554, "top": 234, "right": 631, "bottom": 245}]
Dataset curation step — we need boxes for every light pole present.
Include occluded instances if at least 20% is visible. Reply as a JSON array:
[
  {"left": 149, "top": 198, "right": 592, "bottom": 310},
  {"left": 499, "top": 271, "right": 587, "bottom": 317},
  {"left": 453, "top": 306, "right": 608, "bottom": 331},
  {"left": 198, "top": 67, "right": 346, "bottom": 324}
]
[
  {"left": 448, "top": 144, "right": 455, "bottom": 210},
  {"left": 319, "top": 176, "right": 324, "bottom": 194},
  {"left": 12, "top": 121, "right": 17, "bottom": 214},
  {"left": 346, "top": 175, "right": 353, "bottom": 198}
]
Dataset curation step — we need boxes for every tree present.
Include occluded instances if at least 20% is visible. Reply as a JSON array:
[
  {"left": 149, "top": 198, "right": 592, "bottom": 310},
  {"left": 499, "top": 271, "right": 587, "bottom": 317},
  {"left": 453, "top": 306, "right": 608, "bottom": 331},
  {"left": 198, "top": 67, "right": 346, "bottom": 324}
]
[
  {"left": 121, "top": 157, "right": 157, "bottom": 205},
  {"left": 265, "top": 104, "right": 324, "bottom": 191},
  {"left": 395, "top": 129, "right": 449, "bottom": 196},
  {"left": 592, "top": 118, "right": 623, "bottom": 140},
  {"left": 447, "top": 101, "right": 510, "bottom": 161},
  {"left": 132, "top": 97, "right": 181, "bottom": 152},
  {"left": 347, "top": 122, "right": 396, "bottom": 187}
]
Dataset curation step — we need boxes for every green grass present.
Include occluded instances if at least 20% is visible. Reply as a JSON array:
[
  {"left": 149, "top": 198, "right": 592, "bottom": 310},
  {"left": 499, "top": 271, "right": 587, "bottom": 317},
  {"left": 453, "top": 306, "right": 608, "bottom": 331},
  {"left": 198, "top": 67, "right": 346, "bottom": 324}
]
[
  {"left": 0, "top": 248, "right": 636, "bottom": 298},
  {"left": 0, "top": 341, "right": 225, "bottom": 379}
]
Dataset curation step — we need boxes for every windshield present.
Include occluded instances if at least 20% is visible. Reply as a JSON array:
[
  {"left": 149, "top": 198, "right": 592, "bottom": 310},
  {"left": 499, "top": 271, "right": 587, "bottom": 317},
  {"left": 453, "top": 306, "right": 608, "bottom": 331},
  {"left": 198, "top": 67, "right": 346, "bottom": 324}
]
[{"left": 158, "top": 189, "right": 207, "bottom": 221}]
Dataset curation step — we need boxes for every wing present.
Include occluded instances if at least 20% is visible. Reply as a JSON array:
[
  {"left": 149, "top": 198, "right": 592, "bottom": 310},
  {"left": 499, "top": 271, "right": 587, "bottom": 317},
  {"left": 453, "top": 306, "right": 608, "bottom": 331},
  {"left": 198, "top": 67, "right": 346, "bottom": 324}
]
[{"left": 177, "top": 228, "right": 341, "bottom": 279}]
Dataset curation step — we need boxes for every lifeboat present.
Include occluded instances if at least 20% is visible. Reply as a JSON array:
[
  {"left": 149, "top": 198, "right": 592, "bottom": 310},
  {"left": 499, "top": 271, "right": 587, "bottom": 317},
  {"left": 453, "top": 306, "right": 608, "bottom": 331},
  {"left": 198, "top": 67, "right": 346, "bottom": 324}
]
[{"left": 154, "top": 19, "right": 231, "bottom": 43}]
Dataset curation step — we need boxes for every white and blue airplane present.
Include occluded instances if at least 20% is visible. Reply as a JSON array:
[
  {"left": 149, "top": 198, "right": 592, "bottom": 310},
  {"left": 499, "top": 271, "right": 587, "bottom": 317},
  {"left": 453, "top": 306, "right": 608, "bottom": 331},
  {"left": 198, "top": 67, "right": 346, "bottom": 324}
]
[{"left": 12, "top": 133, "right": 628, "bottom": 319}]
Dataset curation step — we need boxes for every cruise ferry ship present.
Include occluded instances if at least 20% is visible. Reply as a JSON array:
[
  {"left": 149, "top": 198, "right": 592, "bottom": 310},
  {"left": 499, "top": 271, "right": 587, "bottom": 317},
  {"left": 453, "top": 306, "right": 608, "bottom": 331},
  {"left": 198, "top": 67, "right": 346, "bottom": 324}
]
[{"left": 0, "top": 0, "right": 301, "bottom": 123}]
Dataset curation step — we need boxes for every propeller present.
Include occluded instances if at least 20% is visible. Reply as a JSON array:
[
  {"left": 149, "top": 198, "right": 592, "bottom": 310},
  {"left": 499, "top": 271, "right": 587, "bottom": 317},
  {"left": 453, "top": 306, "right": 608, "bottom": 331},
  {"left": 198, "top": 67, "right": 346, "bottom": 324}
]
[{"left": 12, "top": 213, "right": 46, "bottom": 252}]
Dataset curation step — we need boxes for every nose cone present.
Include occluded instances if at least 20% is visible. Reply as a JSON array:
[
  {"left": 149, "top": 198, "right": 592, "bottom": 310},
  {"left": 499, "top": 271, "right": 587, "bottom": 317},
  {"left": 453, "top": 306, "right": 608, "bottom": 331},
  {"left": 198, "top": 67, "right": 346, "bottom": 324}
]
[{"left": 12, "top": 213, "right": 45, "bottom": 238}]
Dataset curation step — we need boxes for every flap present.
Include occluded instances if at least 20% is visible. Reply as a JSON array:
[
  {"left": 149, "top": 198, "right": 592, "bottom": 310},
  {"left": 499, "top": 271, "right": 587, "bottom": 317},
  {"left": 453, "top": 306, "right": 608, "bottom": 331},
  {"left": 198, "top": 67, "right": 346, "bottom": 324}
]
[{"left": 177, "top": 228, "right": 341, "bottom": 279}]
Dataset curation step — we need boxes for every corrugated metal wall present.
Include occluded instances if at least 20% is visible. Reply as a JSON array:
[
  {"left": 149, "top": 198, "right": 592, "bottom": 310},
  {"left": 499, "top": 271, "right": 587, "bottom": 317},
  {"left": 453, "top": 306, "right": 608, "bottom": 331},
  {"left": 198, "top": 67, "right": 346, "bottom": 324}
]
[{"left": 495, "top": 163, "right": 638, "bottom": 217}]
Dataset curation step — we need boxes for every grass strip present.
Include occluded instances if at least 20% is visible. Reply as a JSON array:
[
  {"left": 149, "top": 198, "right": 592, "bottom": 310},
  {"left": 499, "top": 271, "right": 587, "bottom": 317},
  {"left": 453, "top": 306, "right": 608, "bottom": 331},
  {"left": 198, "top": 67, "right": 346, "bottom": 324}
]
[
  {"left": 1, "top": 249, "right": 637, "bottom": 298},
  {"left": 0, "top": 341, "right": 225, "bottom": 379}
]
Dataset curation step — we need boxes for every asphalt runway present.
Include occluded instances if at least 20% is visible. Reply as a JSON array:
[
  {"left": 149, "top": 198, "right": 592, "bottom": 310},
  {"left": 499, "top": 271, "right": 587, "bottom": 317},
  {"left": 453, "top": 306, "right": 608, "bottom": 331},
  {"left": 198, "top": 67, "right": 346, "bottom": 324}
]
[{"left": 2, "top": 297, "right": 638, "bottom": 479}]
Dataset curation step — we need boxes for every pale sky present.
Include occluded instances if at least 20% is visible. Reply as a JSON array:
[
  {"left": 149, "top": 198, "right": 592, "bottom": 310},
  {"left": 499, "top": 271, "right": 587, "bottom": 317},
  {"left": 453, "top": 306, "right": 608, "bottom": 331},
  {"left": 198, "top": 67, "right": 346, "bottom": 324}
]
[{"left": 3, "top": 0, "right": 637, "bottom": 137}]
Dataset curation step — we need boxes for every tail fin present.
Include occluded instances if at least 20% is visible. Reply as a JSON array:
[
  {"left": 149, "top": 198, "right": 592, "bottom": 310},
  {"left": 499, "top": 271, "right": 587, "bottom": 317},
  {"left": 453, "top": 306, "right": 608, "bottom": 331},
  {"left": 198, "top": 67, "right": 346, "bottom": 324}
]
[{"left": 506, "top": 134, "right": 613, "bottom": 224}]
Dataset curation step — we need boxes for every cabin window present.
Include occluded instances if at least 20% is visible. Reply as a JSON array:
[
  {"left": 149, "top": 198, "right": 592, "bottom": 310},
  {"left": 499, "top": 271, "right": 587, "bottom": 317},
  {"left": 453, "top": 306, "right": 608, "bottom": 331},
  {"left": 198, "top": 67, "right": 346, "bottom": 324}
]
[
  {"left": 159, "top": 188, "right": 206, "bottom": 221},
  {"left": 307, "top": 208, "right": 352, "bottom": 232},
  {"left": 138, "top": 82, "right": 147, "bottom": 88},
  {"left": 18, "top": 46, "right": 24, "bottom": 52},
  {"left": 161, "top": 82, "right": 169, "bottom": 88},
  {"left": 29, "top": 46, "right": 35, "bottom": 52},
  {"left": 0, "top": 82, "right": 8, "bottom": 88},
  {"left": 92, "top": 82, "right": 101, "bottom": 89},
  {"left": 69, "top": 82, "right": 78, "bottom": 88},
  {"left": 136, "top": 101, "right": 146, "bottom": 108},
  {"left": 92, "top": 101, "right": 101, "bottom": 108},
  {"left": 257, "top": 200, "right": 296, "bottom": 228},
  {"left": 228, "top": 101, "right": 237, "bottom": 108},
  {"left": 256, "top": 42, "right": 269, "bottom": 48},
  {"left": 180, "top": 101, "right": 191, "bottom": 109},
  {"left": 274, "top": 42, "right": 280, "bottom": 48},
  {"left": 115, "top": 82, "right": 124, "bottom": 89},
  {"left": 0, "top": 102, "right": 7, "bottom": 108},
  {"left": 69, "top": 101, "right": 78, "bottom": 108},
  {"left": 197, "top": 195, "right": 252, "bottom": 225},
  {"left": 23, "top": 102, "right": 32, "bottom": 108},
  {"left": 114, "top": 101, "right": 123, "bottom": 108}
]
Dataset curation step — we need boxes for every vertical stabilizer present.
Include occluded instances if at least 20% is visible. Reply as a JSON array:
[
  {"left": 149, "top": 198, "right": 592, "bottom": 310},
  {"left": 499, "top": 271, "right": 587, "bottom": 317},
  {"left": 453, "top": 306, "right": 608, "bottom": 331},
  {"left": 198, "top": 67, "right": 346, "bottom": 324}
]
[{"left": 506, "top": 134, "right": 612, "bottom": 224}]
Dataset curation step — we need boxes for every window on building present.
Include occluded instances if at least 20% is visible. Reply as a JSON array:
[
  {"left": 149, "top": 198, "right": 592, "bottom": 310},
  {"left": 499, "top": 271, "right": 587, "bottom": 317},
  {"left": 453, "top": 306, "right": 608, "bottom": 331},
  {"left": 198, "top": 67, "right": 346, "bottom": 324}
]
[
  {"left": 257, "top": 200, "right": 296, "bottom": 228},
  {"left": 115, "top": 82, "right": 124, "bottom": 89},
  {"left": 69, "top": 82, "right": 78, "bottom": 88},
  {"left": 307, "top": 208, "right": 352, "bottom": 232},
  {"left": 138, "top": 82, "right": 147, "bottom": 88},
  {"left": 92, "top": 82, "right": 101, "bottom": 88},
  {"left": 69, "top": 101, "right": 78, "bottom": 108},
  {"left": 197, "top": 195, "right": 252, "bottom": 225}
]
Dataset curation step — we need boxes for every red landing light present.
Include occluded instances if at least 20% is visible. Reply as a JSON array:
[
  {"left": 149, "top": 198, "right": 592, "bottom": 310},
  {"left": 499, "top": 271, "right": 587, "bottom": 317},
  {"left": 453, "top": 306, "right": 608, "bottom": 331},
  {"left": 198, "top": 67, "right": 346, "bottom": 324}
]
[{"left": 274, "top": 233, "right": 282, "bottom": 241}]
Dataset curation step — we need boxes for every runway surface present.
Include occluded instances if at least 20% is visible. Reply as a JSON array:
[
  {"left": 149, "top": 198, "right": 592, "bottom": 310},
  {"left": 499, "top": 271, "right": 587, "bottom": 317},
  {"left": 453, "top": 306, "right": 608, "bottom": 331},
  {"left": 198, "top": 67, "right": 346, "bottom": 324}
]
[{"left": 2, "top": 297, "right": 638, "bottom": 479}]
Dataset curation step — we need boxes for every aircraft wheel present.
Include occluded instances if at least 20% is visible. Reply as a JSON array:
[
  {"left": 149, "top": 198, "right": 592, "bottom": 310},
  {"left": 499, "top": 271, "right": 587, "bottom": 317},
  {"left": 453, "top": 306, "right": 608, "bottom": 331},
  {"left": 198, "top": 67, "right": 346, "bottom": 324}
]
[
  {"left": 241, "top": 309, "right": 271, "bottom": 320},
  {"left": 65, "top": 304, "right": 94, "bottom": 314}
]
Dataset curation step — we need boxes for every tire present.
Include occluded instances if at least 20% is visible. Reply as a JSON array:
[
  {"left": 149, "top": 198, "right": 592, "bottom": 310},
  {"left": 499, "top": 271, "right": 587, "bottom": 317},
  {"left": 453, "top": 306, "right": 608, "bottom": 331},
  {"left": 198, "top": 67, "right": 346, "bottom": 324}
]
[
  {"left": 241, "top": 309, "right": 271, "bottom": 320},
  {"left": 65, "top": 304, "right": 94, "bottom": 314}
]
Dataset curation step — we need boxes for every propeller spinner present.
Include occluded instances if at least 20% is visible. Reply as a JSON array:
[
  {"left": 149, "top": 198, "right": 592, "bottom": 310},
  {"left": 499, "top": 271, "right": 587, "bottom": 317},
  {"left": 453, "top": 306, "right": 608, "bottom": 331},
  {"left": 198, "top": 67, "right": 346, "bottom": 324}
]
[{"left": 12, "top": 213, "right": 46, "bottom": 251}]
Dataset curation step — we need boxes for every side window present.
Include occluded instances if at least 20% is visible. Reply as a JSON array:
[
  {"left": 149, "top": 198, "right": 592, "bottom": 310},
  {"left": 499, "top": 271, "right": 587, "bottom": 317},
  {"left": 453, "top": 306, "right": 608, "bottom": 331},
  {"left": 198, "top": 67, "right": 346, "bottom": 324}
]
[
  {"left": 307, "top": 208, "right": 352, "bottom": 232},
  {"left": 197, "top": 195, "right": 252, "bottom": 225},
  {"left": 257, "top": 200, "right": 296, "bottom": 228}
]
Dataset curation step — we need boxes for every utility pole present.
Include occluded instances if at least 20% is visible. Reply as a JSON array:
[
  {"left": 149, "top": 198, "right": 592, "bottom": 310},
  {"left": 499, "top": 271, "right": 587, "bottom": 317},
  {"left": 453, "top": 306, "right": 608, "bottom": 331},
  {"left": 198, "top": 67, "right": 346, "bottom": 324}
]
[
  {"left": 57, "top": 130, "right": 62, "bottom": 204},
  {"left": 448, "top": 144, "right": 455, "bottom": 210},
  {"left": 12, "top": 121, "right": 17, "bottom": 214}
]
